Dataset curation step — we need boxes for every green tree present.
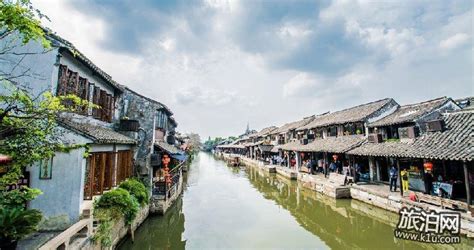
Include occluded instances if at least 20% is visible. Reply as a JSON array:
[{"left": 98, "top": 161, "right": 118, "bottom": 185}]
[
  {"left": 0, "top": 0, "right": 93, "bottom": 245},
  {"left": 0, "top": 0, "right": 50, "bottom": 48}
]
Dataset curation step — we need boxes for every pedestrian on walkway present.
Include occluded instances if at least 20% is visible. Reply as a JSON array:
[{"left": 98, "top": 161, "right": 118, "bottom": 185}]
[
  {"left": 329, "top": 161, "right": 337, "bottom": 173},
  {"left": 323, "top": 162, "right": 329, "bottom": 178},
  {"left": 354, "top": 163, "right": 361, "bottom": 183},
  {"left": 389, "top": 165, "right": 398, "bottom": 192},
  {"left": 424, "top": 170, "right": 433, "bottom": 195},
  {"left": 401, "top": 168, "right": 409, "bottom": 194}
]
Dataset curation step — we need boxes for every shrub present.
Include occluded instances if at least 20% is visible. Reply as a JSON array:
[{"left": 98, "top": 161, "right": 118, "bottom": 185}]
[
  {"left": 119, "top": 179, "right": 149, "bottom": 206},
  {"left": 0, "top": 207, "right": 42, "bottom": 243},
  {"left": 92, "top": 188, "right": 140, "bottom": 247},
  {"left": 93, "top": 188, "right": 139, "bottom": 225},
  {"left": 0, "top": 187, "right": 42, "bottom": 209}
]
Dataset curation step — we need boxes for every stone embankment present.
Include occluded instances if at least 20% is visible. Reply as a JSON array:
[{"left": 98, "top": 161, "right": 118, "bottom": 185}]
[{"left": 219, "top": 153, "right": 474, "bottom": 237}]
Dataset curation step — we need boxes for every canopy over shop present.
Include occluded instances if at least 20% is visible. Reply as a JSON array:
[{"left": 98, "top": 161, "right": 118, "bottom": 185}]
[{"left": 348, "top": 111, "right": 473, "bottom": 205}]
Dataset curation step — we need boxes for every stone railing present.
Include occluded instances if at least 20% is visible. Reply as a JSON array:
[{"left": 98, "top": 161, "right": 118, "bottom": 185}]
[{"left": 38, "top": 218, "right": 92, "bottom": 250}]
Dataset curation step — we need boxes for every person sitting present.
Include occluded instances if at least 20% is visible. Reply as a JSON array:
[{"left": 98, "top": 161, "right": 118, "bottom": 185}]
[{"left": 409, "top": 192, "right": 418, "bottom": 202}]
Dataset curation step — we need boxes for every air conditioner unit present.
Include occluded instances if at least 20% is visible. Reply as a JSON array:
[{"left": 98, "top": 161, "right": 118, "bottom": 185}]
[
  {"left": 426, "top": 120, "right": 445, "bottom": 132},
  {"left": 398, "top": 126, "right": 416, "bottom": 139},
  {"left": 368, "top": 134, "right": 383, "bottom": 143}
]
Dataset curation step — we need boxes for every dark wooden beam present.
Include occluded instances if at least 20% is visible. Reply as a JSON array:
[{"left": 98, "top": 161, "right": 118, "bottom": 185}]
[{"left": 464, "top": 161, "right": 471, "bottom": 206}]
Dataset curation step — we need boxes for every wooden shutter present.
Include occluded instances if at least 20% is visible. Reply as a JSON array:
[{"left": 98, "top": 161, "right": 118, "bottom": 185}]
[
  {"left": 99, "top": 90, "right": 107, "bottom": 121},
  {"left": 93, "top": 86, "right": 101, "bottom": 118},
  {"left": 105, "top": 94, "right": 112, "bottom": 122},
  {"left": 78, "top": 77, "right": 89, "bottom": 114},
  {"left": 115, "top": 150, "right": 133, "bottom": 184},
  {"left": 57, "top": 65, "right": 69, "bottom": 96},
  {"left": 83, "top": 154, "right": 95, "bottom": 200},
  {"left": 71, "top": 72, "right": 79, "bottom": 95},
  {"left": 90, "top": 152, "right": 107, "bottom": 195},
  {"left": 116, "top": 152, "right": 123, "bottom": 184},
  {"left": 109, "top": 96, "right": 115, "bottom": 122},
  {"left": 104, "top": 152, "right": 115, "bottom": 190}
]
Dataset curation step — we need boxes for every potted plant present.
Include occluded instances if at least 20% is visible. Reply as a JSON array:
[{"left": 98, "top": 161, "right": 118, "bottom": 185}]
[
  {"left": 119, "top": 116, "right": 140, "bottom": 132},
  {"left": 0, "top": 207, "right": 42, "bottom": 249},
  {"left": 0, "top": 188, "right": 43, "bottom": 249}
]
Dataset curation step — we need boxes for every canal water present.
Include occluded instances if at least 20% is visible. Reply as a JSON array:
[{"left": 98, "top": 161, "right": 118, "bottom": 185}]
[{"left": 119, "top": 152, "right": 474, "bottom": 249}]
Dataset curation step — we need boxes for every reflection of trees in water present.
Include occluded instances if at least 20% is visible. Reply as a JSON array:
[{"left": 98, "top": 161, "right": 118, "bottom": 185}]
[
  {"left": 245, "top": 167, "right": 463, "bottom": 249},
  {"left": 118, "top": 197, "right": 186, "bottom": 250}
]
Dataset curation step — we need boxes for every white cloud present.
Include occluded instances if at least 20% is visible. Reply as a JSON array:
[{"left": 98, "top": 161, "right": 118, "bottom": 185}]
[
  {"left": 282, "top": 73, "right": 323, "bottom": 98},
  {"left": 174, "top": 86, "right": 237, "bottom": 106},
  {"left": 439, "top": 33, "right": 470, "bottom": 50},
  {"left": 346, "top": 21, "right": 425, "bottom": 57},
  {"left": 29, "top": 0, "right": 473, "bottom": 139},
  {"left": 278, "top": 22, "right": 312, "bottom": 40},
  {"left": 159, "top": 37, "right": 176, "bottom": 51}
]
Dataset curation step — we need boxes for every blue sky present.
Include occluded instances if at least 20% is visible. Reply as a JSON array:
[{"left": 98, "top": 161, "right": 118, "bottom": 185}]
[{"left": 34, "top": 0, "right": 472, "bottom": 139}]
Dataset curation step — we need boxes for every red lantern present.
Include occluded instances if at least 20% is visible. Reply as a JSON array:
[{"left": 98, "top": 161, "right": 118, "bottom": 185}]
[{"left": 424, "top": 162, "right": 433, "bottom": 171}]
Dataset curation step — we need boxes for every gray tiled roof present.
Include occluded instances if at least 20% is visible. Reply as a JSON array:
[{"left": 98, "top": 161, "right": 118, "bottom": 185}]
[
  {"left": 46, "top": 30, "right": 123, "bottom": 92},
  {"left": 59, "top": 119, "right": 136, "bottom": 144},
  {"left": 279, "top": 140, "right": 303, "bottom": 151},
  {"left": 368, "top": 97, "right": 449, "bottom": 127},
  {"left": 303, "top": 135, "right": 366, "bottom": 153},
  {"left": 216, "top": 141, "right": 246, "bottom": 149},
  {"left": 348, "top": 111, "right": 474, "bottom": 161},
  {"left": 272, "top": 115, "right": 316, "bottom": 134},
  {"left": 297, "top": 98, "right": 393, "bottom": 131},
  {"left": 455, "top": 96, "right": 474, "bottom": 110},
  {"left": 280, "top": 135, "right": 366, "bottom": 153},
  {"left": 250, "top": 126, "right": 278, "bottom": 138}
]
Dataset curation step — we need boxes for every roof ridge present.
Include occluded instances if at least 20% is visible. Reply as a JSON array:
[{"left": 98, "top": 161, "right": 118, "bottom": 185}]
[
  {"left": 399, "top": 96, "right": 447, "bottom": 108},
  {"left": 330, "top": 98, "right": 392, "bottom": 114}
]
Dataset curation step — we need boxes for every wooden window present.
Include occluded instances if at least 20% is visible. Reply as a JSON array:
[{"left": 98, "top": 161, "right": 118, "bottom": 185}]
[
  {"left": 84, "top": 151, "right": 122, "bottom": 200},
  {"left": 99, "top": 90, "right": 107, "bottom": 121},
  {"left": 67, "top": 71, "right": 79, "bottom": 96},
  {"left": 78, "top": 77, "right": 89, "bottom": 114},
  {"left": 116, "top": 150, "right": 133, "bottom": 184},
  {"left": 103, "top": 152, "right": 115, "bottom": 190},
  {"left": 92, "top": 86, "right": 101, "bottom": 119},
  {"left": 83, "top": 153, "right": 96, "bottom": 200},
  {"left": 57, "top": 65, "right": 69, "bottom": 96},
  {"left": 57, "top": 64, "right": 115, "bottom": 122},
  {"left": 105, "top": 94, "right": 113, "bottom": 122}
]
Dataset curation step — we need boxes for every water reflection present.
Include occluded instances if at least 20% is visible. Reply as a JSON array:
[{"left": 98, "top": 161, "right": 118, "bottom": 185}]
[
  {"left": 247, "top": 166, "right": 473, "bottom": 249},
  {"left": 119, "top": 153, "right": 473, "bottom": 249}
]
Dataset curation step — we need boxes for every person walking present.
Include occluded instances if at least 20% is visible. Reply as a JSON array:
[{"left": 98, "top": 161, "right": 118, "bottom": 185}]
[{"left": 389, "top": 165, "right": 398, "bottom": 192}]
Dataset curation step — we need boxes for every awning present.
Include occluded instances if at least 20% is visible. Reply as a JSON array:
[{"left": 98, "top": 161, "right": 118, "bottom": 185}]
[
  {"left": 258, "top": 144, "right": 274, "bottom": 152},
  {"left": 155, "top": 141, "right": 180, "bottom": 154},
  {"left": 171, "top": 153, "right": 188, "bottom": 162}
]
